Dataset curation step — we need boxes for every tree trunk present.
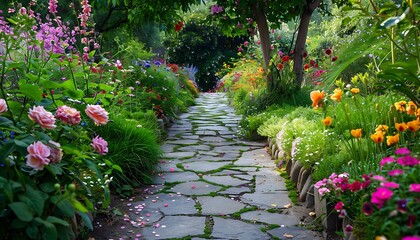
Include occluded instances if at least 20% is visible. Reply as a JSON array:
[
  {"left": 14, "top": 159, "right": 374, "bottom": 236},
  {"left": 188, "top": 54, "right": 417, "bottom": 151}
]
[
  {"left": 294, "top": 0, "right": 321, "bottom": 88},
  {"left": 251, "top": 3, "right": 272, "bottom": 90}
]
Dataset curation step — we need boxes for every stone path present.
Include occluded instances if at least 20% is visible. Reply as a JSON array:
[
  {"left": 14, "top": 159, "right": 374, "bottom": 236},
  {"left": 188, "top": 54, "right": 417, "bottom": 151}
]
[{"left": 92, "top": 93, "right": 322, "bottom": 240}]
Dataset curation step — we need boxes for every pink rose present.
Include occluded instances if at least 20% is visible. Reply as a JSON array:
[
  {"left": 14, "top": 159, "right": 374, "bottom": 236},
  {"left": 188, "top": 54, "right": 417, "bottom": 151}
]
[
  {"left": 409, "top": 184, "right": 420, "bottom": 193},
  {"left": 0, "top": 99, "right": 7, "bottom": 113},
  {"left": 26, "top": 141, "right": 51, "bottom": 170},
  {"left": 92, "top": 135, "right": 108, "bottom": 155},
  {"left": 48, "top": 140, "right": 62, "bottom": 163},
  {"left": 28, "top": 106, "right": 56, "bottom": 129},
  {"left": 56, "top": 105, "right": 81, "bottom": 125},
  {"left": 334, "top": 201, "right": 344, "bottom": 212},
  {"left": 85, "top": 105, "right": 108, "bottom": 125}
]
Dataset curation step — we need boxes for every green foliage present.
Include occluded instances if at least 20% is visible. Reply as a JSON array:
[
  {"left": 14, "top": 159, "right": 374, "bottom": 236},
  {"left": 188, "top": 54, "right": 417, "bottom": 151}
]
[
  {"left": 93, "top": 114, "right": 163, "bottom": 188},
  {"left": 164, "top": 18, "right": 244, "bottom": 91}
]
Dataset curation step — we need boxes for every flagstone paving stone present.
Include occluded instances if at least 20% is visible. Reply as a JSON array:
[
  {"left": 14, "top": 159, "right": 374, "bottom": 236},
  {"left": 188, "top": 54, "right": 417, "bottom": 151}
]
[{"left": 92, "top": 93, "right": 321, "bottom": 240}]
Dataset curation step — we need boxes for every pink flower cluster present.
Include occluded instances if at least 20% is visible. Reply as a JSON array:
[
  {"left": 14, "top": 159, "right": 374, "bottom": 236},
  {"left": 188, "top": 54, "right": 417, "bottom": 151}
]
[
  {"left": 26, "top": 141, "right": 62, "bottom": 170},
  {"left": 210, "top": 5, "right": 223, "bottom": 15}
]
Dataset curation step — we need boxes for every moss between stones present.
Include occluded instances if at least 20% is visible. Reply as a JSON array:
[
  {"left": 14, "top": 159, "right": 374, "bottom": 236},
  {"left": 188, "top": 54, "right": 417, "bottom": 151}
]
[{"left": 231, "top": 206, "right": 258, "bottom": 219}]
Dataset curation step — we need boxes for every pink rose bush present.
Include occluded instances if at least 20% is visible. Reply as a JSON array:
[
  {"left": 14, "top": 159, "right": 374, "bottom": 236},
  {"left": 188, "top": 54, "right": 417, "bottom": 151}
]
[
  {"left": 85, "top": 104, "right": 109, "bottom": 125},
  {"left": 28, "top": 105, "right": 56, "bottom": 129}
]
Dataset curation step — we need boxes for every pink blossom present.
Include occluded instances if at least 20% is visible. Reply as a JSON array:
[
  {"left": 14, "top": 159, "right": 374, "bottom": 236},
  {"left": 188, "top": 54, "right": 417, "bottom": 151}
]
[
  {"left": 373, "top": 175, "right": 387, "bottom": 182},
  {"left": 26, "top": 141, "right": 51, "bottom": 170},
  {"left": 409, "top": 184, "right": 420, "bottom": 193},
  {"left": 314, "top": 179, "right": 327, "bottom": 189},
  {"left": 371, "top": 187, "right": 393, "bottom": 208},
  {"left": 0, "top": 99, "right": 7, "bottom": 113},
  {"left": 243, "top": 41, "right": 249, "bottom": 47},
  {"left": 19, "top": 7, "right": 27, "bottom": 15},
  {"left": 28, "top": 106, "right": 56, "bottom": 129},
  {"left": 396, "top": 147, "right": 411, "bottom": 155},
  {"left": 388, "top": 169, "right": 404, "bottom": 176},
  {"left": 48, "top": 0, "right": 58, "bottom": 14},
  {"left": 381, "top": 181, "right": 400, "bottom": 189},
  {"left": 318, "top": 187, "right": 330, "bottom": 196},
  {"left": 56, "top": 105, "right": 81, "bottom": 125},
  {"left": 397, "top": 156, "right": 419, "bottom": 166},
  {"left": 334, "top": 201, "right": 344, "bottom": 212},
  {"left": 380, "top": 156, "right": 395, "bottom": 167},
  {"left": 85, "top": 105, "right": 108, "bottom": 125},
  {"left": 48, "top": 140, "right": 62, "bottom": 163},
  {"left": 210, "top": 5, "right": 223, "bottom": 14},
  {"left": 92, "top": 135, "right": 108, "bottom": 155},
  {"left": 116, "top": 60, "right": 123, "bottom": 69},
  {"left": 402, "top": 236, "right": 420, "bottom": 240}
]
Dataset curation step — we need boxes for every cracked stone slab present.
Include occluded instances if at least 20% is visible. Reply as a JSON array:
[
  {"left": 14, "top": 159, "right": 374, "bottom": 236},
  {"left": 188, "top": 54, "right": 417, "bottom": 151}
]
[
  {"left": 219, "top": 187, "right": 252, "bottom": 195},
  {"left": 166, "top": 139, "right": 201, "bottom": 145},
  {"left": 181, "top": 161, "right": 229, "bottom": 172},
  {"left": 153, "top": 171, "right": 199, "bottom": 184},
  {"left": 240, "top": 210, "right": 300, "bottom": 226},
  {"left": 195, "top": 126, "right": 229, "bottom": 132},
  {"left": 141, "top": 216, "right": 206, "bottom": 239},
  {"left": 138, "top": 193, "right": 197, "bottom": 215},
  {"left": 177, "top": 145, "right": 212, "bottom": 152},
  {"left": 210, "top": 170, "right": 244, "bottom": 176},
  {"left": 156, "top": 160, "right": 184, "bottom": 172},
  {"left": 169, "top": 181, "right": 222, "bottom": 195},
  {"left": 211, "top": 217, "right": 270, "bottom": 240},
  {"left": 164, "top": 151, "right": 196, "bottom": 159},
  {"left": 268, "top": 226, "right": 323, "bottom": 239},
  {"left": 161, "top": 144, "right": 177, "bottom": 152},
  {"left": 203, "top": 175, "right": 250, "bottom": 187},
  {"left": 195, "top": 130, "right": 218, "bottom": 136},
  {"left": 213, "top": 146, "right": 251, "bottom": 153},
  {"left": 234, "top": 148, "right": 271, "bottom": 166},
  {"left": 241, "top": 192, "right": 291, "bottom": 209},
  {"left": 197, "top": 196, "right": 246, "bottom": 215},
  {"left": 200, "top": 136, "right": 226, "bottom": 142},
  {"left": 255, "top": 174, "right": 287, "bottom": 192}
]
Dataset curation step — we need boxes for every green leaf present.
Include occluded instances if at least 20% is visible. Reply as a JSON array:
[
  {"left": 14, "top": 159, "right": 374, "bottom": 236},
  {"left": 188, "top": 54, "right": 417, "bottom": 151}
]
[
  {"left": 14, "top": 139, "right": 29, "bottom": 148},
  {"left": 88, "top": 50, "right": 96, "bottom": 58},
  {"left": 19, "top": 84, "right": 43, "bottom": 102},
  {"left": 40, "top": 79, "right": 62, "bottom": 89},
  {"left": 6, "top": 61, "right": 25, "bottom": 71},
  {"left": 63, "top": 89, "right": 84, "bottom": 99},
  {"left": 11, "top": 218, "right": 27, "bottom": 229},
  {"left": 50, "top": 197, "right": 75, "bottom": 218},
  {"left": 25, "top": 186, "right": 48, "bottom": 217},
  {"left": 25, "top": 224, "right": 38, "bottom": 239},
  {"left": 8, "top": 202, "right": 34, "bottom": 222},
  {"left": 112, "top": 164, "right": 123, "bottom": 173},
  {"left": 380, "top": 7, "right": 410, "bottom": 28},
  {"left": 41, "top": 218, "right": 58, "bottom": 240},
  {"left": 99, "top": 83, "right": 113, "bottom": 92},
  {"left": 39, "top": 182, "right": 56, "bottom": 193},
  {"left": 71, "top": 199, "right": 88, "bottom": 213},
  {"left": 46, "top": 216, "right": 70, "bottom": 227},
  {"left": 77, "top": 211, "right": 93, "bottom": 230}
]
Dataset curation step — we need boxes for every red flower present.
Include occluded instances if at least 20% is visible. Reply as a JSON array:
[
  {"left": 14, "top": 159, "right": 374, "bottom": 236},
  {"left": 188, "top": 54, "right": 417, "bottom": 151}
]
[
  {"left": 362, "top": 202, "right": 373, "bottom": 215},
  {"left": 277, "top": 63, "right": 284, "bottom": 70},
  {"left": 310, "top": 59, "right": 316, "bottom": 67},
  {"left": 334, "top": 201, "right": 344, "bottom": 212},
  {"left": 303, "top": 51, "right": 308, "bottom": 58},
  {"left": 349, "top": 181, "right": 362, "bottom": 192},
  {"left": 175, "top": 21, "right": 184, "bottom": 32},
  {"left": 281, "top": 55, "right": 290, "bottom": 63},
  {"left": 331, "top": 56, "right": 338, "bottom": 62},
  {"left": 325, "top": 48, "right": 332, "bottom": 55},
  {"left": 304, "top": 63, "right": 309, "bottom": 70}
]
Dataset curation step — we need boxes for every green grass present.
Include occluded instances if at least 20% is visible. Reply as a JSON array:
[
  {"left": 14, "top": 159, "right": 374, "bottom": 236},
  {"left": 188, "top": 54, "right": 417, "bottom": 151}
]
[
  {"left": 93, "top": 114, "right": 163, "bottom": 189},
  {"left": 260, "top": 224, "right": 280, "bottom": 232},
  {"left": 231, "top": 206, "right": 258, "bottom": 219}
]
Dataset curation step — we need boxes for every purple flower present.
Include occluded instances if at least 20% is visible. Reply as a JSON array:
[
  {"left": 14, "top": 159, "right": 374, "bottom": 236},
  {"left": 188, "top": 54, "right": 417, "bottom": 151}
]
[
  {"left": 397, "top": 199, "right": 407, "bottom": 213},
  {"left": 396, "top": 147, "right": 411, "bottom": 155},
  {"left": 210, "top": 5, "right": 223, "bottom": 14},
  {"left": 380, "top": 156, "right": 396, "bottom": 167},
  {"left": 362, "top": 202, "right": 373, "bottom": 215}
]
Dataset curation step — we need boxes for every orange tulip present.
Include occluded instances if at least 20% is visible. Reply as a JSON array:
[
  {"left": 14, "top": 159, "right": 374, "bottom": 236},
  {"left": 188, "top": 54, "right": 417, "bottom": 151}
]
[
  {"left": 330, "top": 88, "right": 343, "bottom": 102},
  {"left": 322, "top": 116, "right": 333, "bottom": 126},
  {"left": 407, "top": 101, "right": 417, "bottom": 115},
  {"left": 394, "top": 101, "right": 406, "bottom": 112},
  {"left": 386, "top": 134, "right": 399, "bottom": 146},
  {"left": 375, "top": 125, "right": 389, "bottom": 134},
  {"left": 310, "top": 90, "right": 325, "bottom": 108},
  {"left": 395, "top": 122, "right": 408, "bottom": 132},
  {"left": 350, "top": 88, "right": 360, "bottom": 94},
  {"left": 407, "top": 119, "right": 420, "bottom": 132},
  {"left": 351, "top": 129, "right": 362, "bottom": 138},
  {"left": 370, "top": 132, "right": 385, "bottom": 143}
]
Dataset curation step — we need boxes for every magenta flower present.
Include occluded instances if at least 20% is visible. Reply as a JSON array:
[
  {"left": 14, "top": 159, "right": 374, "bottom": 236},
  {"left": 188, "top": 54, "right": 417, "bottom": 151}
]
[
  {"left": 28, "top": 106, "right": 56, "bottom": 129},
  {"left": 396, "top": 148, "right": 411, "bottom": 155},
  {"left": 318, "top": 187, "right": 330, "bottom": 196},
  {"left": 402, "top": 236, "right": 420, "bottom": 240},
  {"left": 314, "top": 178, "right": 327, "bottom": 189},
  {"left": 373, "top": 175, "right": 387, "bottom": 182},
  {"left": 380, "top": 156, "right": 396, "bottom": 167},
  {"left": 210, "top": 5, "right": 223, "bottom": 14},
  {"left": 381, "top": 181, "right": 400, "bottom": 189},
  {"left": 48, "top": 0, "right": 58, "bottom": 14},
  {"left": 0, "top": 98, "right": 7, "bottom": 114},
  {"left": 388, "top": 169, "right": 404, "bottom": 176},
  {"left": 409, "top": 184, "right": 420, "bottom": 193},
  {"left": 334, "top": 201, "right": 344, "bottom": 212},
  {"left": 371, "top": 187, "right": 393, "bottom": 208},
  {"left": 243, "top": 41, "right": 249, "bottom": 47},
  {"left": 397, "top": 156, "right": 420, "bottom": 166},
  {"left": 92, "top": 135, "right": 108, "bottom": 155}
]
